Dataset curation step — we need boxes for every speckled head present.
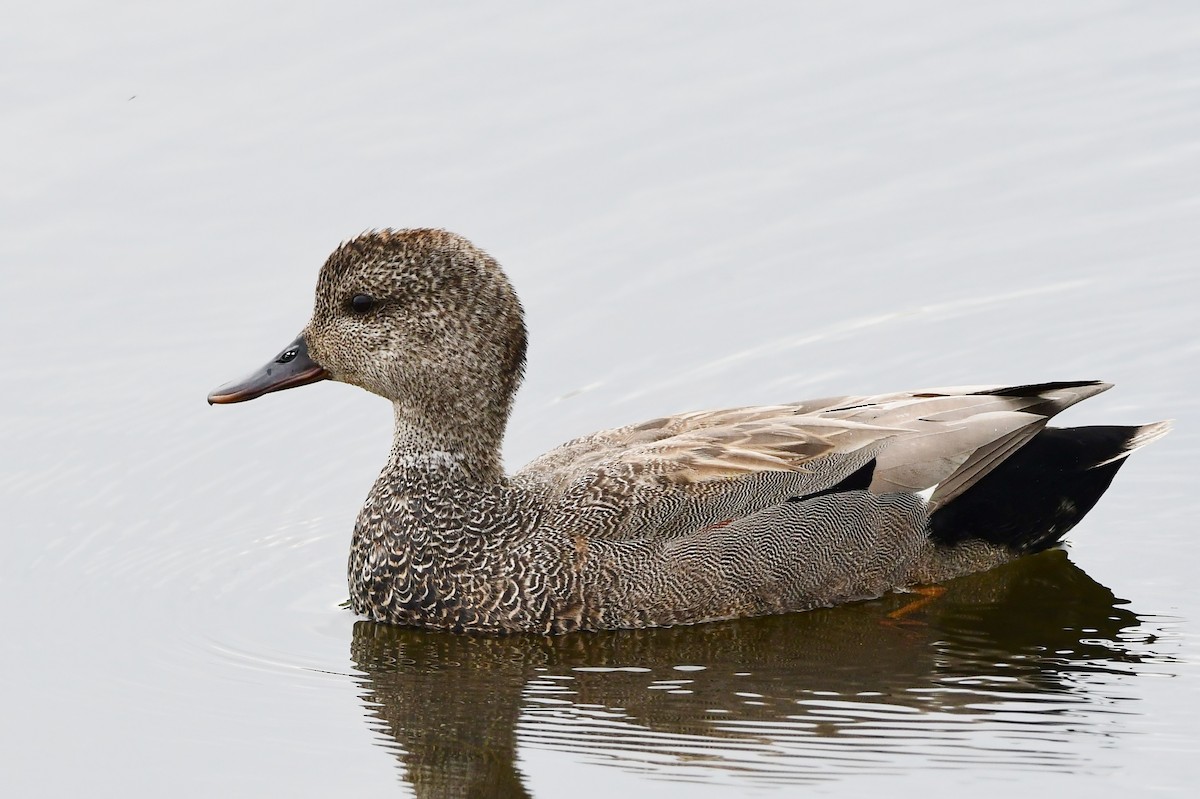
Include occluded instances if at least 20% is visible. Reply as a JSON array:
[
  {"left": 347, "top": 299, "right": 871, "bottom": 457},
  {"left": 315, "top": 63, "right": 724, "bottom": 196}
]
[{"left": 209, "top": 229, "right": 528, "bottom": 477}]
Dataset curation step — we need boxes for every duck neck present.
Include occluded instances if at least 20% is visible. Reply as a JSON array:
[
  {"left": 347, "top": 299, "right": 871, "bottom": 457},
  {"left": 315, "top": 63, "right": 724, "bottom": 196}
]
[{"left": 387, "top": 403, "right": 506, "bottom": 486}]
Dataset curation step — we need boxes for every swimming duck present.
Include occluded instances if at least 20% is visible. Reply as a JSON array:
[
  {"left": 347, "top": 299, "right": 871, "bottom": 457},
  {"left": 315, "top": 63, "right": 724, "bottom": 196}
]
[{"left": 208, "top": 229, "right": 1169, "bottom": 634}]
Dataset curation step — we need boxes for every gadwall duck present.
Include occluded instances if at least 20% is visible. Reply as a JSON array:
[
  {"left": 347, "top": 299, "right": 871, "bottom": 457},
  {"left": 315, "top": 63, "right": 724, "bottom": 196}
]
[{"left": 209, "top": 229, "right": 1169, "bottom": 634}]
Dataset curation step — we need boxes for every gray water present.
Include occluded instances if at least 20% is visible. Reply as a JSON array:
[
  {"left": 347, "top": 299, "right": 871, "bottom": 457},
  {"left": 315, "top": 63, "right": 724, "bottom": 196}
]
[{"left": 3, "top": 1, "right": 1198, "bottom": 796}]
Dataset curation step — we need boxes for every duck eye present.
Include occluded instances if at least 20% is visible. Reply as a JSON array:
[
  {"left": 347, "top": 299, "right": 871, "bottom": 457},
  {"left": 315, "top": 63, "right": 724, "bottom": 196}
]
[{"left": 349, "top": 293, "right": 377, "bottom": 314}]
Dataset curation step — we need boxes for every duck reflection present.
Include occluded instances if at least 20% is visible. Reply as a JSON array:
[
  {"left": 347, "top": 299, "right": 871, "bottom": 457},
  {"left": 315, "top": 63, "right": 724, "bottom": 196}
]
[{"left": 350, "top": 551, "right": 1156, "bottom": 796}]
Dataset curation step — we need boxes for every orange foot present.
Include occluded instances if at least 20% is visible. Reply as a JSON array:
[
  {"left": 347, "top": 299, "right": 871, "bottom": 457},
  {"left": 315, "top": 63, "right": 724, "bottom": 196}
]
[{"left": 884, "top": 585, "right": 948, "bottom": 624}]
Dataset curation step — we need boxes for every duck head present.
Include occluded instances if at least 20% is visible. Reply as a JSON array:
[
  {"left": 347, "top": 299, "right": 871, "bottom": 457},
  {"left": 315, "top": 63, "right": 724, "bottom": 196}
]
[{"left": 208, "top": 229, "right": 528, "bottom": 478}]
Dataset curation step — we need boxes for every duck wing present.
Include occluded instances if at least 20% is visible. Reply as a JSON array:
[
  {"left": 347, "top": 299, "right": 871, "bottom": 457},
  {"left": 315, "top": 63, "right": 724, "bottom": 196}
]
[{"left": 517, "top": 381, "right": 1113, "bottom": 540}]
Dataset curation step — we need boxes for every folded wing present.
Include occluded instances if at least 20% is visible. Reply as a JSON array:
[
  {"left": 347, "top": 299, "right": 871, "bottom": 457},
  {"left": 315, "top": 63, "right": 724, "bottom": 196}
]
[{"left": 517, "top": 380, "right": 1120, "bottom": 540}]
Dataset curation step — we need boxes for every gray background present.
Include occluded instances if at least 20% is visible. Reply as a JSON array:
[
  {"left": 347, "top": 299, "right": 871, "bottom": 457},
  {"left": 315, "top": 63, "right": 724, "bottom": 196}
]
[{"left": 2, "top": 1, "right": 1197, "bottom": 796}]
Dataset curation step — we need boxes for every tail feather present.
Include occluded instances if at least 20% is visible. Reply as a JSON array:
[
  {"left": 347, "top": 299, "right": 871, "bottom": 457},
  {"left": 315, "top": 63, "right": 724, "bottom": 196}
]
[
  {"left": 1094, "top": 419, "right": 1172, "bottom": 466},
  {"left": 929, "top": 422, "right": 1168, "bottom": 554}
]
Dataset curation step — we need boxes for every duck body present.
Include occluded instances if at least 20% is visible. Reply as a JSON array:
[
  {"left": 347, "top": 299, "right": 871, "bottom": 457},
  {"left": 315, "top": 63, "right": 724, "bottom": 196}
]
[{"left": 209, "top": 229, "right": 1169, "bottom": 634}]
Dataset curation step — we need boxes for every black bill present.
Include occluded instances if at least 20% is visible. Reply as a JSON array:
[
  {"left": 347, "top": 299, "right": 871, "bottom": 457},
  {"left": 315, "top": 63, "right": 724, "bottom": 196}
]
[{"left": 207, "top": 334, "right": 329, "bottom": 404}]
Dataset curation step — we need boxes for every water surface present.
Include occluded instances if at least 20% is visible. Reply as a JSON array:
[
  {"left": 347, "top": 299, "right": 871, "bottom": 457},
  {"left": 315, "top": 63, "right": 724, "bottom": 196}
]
[{"left": 3, "top": 2, "right": 1198, "bottom": 796}]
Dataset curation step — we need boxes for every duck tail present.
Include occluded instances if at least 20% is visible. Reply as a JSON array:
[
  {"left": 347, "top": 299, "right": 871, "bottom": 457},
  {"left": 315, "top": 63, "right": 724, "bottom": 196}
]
[{"left": 928, "top": 421, "right": 1171, "bottom": 554}]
